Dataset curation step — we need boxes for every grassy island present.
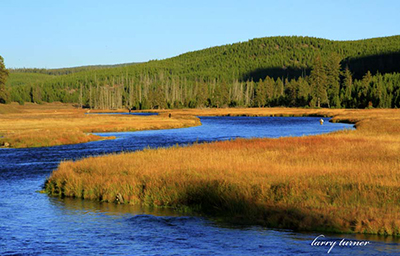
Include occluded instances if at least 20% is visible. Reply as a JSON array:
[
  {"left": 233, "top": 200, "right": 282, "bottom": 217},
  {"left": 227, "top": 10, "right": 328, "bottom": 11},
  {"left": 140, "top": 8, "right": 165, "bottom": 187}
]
[
  {"left": 0, "top": 103, "right": 200, "bottom": 148},
  {"left": 45, "top": 108, "right": 400, "bottom": 236}
]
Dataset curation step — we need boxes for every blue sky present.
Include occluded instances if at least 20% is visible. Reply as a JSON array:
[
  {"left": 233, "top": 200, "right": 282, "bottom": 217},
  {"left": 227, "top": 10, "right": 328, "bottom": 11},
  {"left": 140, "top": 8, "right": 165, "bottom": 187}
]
[{"left": 1, "top": 0, "right": 399, "bottom": 68}]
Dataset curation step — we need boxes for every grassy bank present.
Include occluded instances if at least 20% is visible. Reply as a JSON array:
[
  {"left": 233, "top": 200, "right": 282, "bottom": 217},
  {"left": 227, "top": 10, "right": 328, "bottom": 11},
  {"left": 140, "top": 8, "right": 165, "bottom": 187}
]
[
  {"left": 0, "top": 103, "right": 200, "bottom": 148},
  {"left": 45, "top": 108, "right": 400, "bottom": 236}
]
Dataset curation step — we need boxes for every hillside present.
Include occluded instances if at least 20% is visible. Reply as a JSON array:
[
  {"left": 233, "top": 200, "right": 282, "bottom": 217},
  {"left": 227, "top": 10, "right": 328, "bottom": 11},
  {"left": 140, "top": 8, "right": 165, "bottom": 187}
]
[
  {"left": 8, "top": 62, "right": 141, "bottom": 76},
  {"left": 6, "top": 62, "right": 143, "bottom": 88},
  {"left": 6, "top": 72, "right": 54, "bottom": 87},
  {"left": 5, "top": 35, "right": 400, "bottom": 109}
]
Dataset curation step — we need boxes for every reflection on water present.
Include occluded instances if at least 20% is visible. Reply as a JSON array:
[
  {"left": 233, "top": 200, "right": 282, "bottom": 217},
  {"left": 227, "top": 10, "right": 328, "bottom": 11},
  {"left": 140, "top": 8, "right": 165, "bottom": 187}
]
[
  {"left": 0, "top": 116, "right": 398, "bottom": 255},
  {"left": 51, "top": 197, "right": 183, "bottom": 217},
  {"left": 44, "top": 196, "right": 400, "bottom": 255}
]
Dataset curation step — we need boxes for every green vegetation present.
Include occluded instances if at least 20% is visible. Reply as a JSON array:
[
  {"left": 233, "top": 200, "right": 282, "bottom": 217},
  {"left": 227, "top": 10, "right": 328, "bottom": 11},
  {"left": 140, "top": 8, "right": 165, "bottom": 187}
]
[
  {"left": 4, "top": 36, "right": 400, "bottom": 109},
  {"left": 6, "top": 72, "right": 55, "bottom": 87},
  {"left": 0, "top": 56, "right": 10, "bottom": 103},
  {"left": 9, "top": 62, "right": 141, "bottom": 76}
]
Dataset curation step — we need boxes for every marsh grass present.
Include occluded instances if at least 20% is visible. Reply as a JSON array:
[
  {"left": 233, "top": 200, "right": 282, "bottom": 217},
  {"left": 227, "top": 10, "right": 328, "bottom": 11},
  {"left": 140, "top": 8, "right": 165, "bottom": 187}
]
[
  {"left": 0, "top": 103, "right": 200, "bottom": 148},
  {"left": 2, "top": 128, "right": 113, "bottom": 148},
  {"left": 45, "top": 108, "right": 400, "bottom": 235}
]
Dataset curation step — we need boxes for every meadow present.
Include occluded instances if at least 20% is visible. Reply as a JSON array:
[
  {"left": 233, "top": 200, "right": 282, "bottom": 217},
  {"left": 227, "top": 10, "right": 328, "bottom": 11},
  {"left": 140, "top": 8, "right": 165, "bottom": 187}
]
[
  {"left": 0, "top": 103, "right": 200, "bottom": 148},
  {"left": 45, "top": 107, "right": 400, "bottom": 236}
]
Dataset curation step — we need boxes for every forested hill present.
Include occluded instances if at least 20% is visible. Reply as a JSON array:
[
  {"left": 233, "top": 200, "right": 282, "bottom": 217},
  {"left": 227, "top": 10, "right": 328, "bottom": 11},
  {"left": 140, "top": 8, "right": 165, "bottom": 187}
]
[
  {"left": 163, "top": 35, "right": 400, "bottom": 80},
  {"left": 8, "top": 62, "right": 141, "bottom": 76},
  {"left": 5, "top": 35, "right": 400, "bottom": 109}
]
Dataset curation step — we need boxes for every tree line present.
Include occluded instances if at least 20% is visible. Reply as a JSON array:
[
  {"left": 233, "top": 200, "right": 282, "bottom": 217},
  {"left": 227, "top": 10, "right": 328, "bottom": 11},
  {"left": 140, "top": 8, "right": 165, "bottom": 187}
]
[
  {"left": 2, "top": 35, "right": 400, "bottom": 108},
  {"left": 8, "top": 62, "right": 140, "bottom": 76},
  {"left": 0, "top": 56, "right": 10, "bottom": 103},
  {"left": 7, "top": 55, "right": 400, "bottom": 109}
]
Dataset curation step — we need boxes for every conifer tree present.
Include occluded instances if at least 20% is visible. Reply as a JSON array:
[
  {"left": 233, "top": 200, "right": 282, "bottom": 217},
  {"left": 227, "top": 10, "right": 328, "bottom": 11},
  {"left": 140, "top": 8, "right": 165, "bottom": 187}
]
[
  {"left": 340, "top": 67, "right": 353, "bottom": 108},
  {"left": 264, "top": 76, "right": 275, "bottom": 106},
  {"left": 0, "top": 56, "right": 10, "bottom": 104},
  {"left": 325, "top": 53, "right": 341, "bottom": 108},
  {"left": 297, "top": 77, "right": 310, "bottom": 106},
  {"left": 358, "top": 71, "right": 372, "bottom": 108},
  {"left": 284, "top": 79, "right": 297, "bottom": 106},
  {"left": 310, "top": 55, "right": 328, "bottom": 107},
  {"left": 254, "top": 78, "right": 267, "bottom": 107}
]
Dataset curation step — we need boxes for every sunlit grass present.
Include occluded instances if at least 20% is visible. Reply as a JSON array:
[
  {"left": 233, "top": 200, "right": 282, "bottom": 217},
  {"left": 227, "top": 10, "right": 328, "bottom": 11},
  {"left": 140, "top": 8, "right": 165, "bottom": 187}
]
[
  {"left": 0, "top": 103, "right": 200, "bottom": 148},
  {"left": 45, "top": 107, "right": 400, "bottom": 236}
]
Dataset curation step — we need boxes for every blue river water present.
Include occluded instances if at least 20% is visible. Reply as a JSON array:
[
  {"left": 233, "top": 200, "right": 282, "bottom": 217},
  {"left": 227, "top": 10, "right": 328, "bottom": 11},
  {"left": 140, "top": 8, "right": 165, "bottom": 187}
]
[{"left": 0, "top": 116, "right": 399, "bottom": 255}]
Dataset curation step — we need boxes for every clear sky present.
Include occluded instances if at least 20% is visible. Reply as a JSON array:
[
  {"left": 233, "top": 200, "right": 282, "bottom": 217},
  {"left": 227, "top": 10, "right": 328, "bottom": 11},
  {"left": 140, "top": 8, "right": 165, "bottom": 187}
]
[{"left": 1, "top": 0, "right": 399, "bottom": 69}]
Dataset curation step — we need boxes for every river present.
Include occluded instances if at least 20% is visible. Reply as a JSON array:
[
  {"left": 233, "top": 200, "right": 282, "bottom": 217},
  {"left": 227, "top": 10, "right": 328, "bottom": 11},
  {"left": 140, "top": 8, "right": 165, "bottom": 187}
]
[{"left": 0, "top": 116, "right": 399, "bottom": 255}]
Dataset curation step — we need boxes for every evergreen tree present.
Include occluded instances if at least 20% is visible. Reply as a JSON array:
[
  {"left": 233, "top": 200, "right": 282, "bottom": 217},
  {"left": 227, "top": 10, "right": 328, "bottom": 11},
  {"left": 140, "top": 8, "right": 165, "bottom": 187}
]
[
  {"left": 254, "top": 78, "right": 267, "bottom": 107},
  {"left": 220, "top": 80, "right": 230, "bottom": 107},
  {"left": 195, "top": 82, "right": 208, "bottom": 107},
  {"left": 340, "top": 67, "right": 353, "bottom": 108},
  {"left": 274, "top": 77, "right": 284, "bottom": 105},
  {"left": 358, "top": 71, "right": 372, "bottom": 108},
  {"left": 264, "top": 76, "right": 275, "bottom": 106},
  {"left": 325, "top": 53, "right": 341, "bottom": 108},
  {"left": 310, "top": 55, "right": 328, "bottom": 107},
  {"left": 284, "top": 79, "right": 297, "bottom": 106},
  {"left": 0, "top": 56, "right": 10, "bottom": 104},
  {"left": 297, "top": 77, "right": 310, "bottom": 106}
]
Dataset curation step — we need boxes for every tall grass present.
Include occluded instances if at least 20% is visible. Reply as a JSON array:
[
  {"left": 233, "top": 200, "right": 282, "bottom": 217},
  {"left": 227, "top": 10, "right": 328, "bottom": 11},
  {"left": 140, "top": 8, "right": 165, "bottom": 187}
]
[
  {"left": 0, "top": 103, "right": 200, "bottom": 148},
  {"left": 1, "top": 128, "right": 112, "bottom": 148},
  {"left": 46, "top": 108, "right": 400, "bottom": 235}
]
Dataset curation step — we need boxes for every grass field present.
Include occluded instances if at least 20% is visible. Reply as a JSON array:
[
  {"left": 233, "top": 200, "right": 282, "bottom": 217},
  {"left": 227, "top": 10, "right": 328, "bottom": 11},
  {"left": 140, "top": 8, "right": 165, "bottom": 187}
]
[
  {"left": 0, "top": 103, "right": 200, "bottom": 148},
  {"left": 45, "top": 107, "right": 400, "bottom": 236}
]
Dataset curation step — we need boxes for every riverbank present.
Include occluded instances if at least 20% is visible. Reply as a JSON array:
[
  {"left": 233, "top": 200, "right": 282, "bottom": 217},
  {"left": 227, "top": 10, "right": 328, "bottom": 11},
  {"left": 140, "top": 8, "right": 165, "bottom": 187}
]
[
  {"left": 45, "top": 108, "right": 400, "bottom": 236},
  {"left": 0, "top": 103, "right": 200, "bottom": 148}
]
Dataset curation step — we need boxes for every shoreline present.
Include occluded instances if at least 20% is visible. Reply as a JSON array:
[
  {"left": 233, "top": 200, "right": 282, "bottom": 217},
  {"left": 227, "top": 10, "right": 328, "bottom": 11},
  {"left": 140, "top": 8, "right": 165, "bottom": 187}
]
[
  {"left": 1, "top": 104, "right": 350, "bottom": 149},
  {"left": 0, "top": 103, "right": 201, "bottom": 148}
]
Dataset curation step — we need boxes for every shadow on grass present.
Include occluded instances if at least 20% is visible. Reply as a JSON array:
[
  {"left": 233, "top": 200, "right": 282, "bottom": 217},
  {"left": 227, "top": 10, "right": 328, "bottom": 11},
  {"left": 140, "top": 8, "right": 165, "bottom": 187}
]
[{"left": 183, "top": 180, "right": 342, "bottom": 233}]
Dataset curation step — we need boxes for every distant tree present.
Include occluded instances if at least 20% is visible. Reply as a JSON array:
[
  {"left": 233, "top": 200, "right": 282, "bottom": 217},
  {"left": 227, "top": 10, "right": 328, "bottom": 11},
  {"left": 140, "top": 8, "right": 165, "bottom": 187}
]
[
  {"left": 29, "top": 85, "right": 43, "bottom": 103},
  {"left": 0, "top": 56, "right": 10, "bottom": 103},
  {"left": 357, "top": 71, "right": 372, "bottom": 108},
  {"left": 340, "top": 67, "right": 353, "bottom": 108},
  {"left": 264, "top": 76, "right": 275, "bottom": 106},
  {"left": 297, "top": 77, "right": 310, "bottom": 106},
  {"left": 310, "top": 55, "right": 328, "bottom": 107},
  {"left": 391, "top": 73, "right": 400, "bottom": 108},
  {"left": 244, "top": 80, "right": 254, "bottom": 107},
  {"left": 284, "top": 79, "right": 297, "bottom": 107},
  {"left": 325, "top": 53, "right": 341, "bottom": 108},
  {"left": 276, "top": 77, "right": 284, "bottom": 97},
  {"left": 219, "top": 80, "right": 230, "bottom": 107},
  {"left": 152, "top": 85, "right": 166, "bottom": 109},
  {"left": 195, "top": 81, "right": 209, "bottom": 107},
  {"left": 254, "top": 78, "right": 267, "bottom": 107},
  {"left": 375, "top": 73, "right": 392, "bottom": 108}
]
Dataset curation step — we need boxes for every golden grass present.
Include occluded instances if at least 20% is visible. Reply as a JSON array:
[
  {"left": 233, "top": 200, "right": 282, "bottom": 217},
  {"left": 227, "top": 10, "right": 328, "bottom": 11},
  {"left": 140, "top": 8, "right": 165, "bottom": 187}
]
[
  {"left": 0, "top": 103, "right": 200, "bottom": 148},
  {"left": 45, "top": 107, "right": 400, "bottom": 236}
]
